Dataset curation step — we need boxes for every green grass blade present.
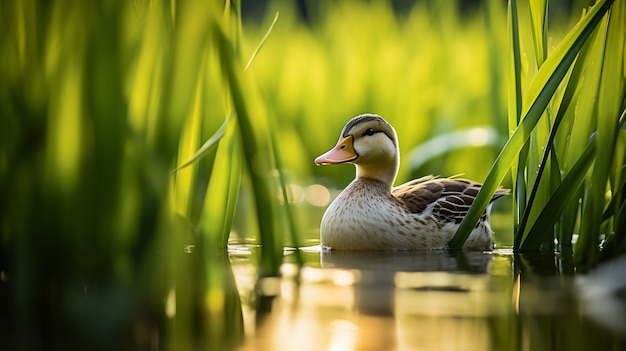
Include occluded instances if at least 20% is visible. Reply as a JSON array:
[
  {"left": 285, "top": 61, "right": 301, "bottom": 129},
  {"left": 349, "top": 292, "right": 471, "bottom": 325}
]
[
  {"left": 171, "top": 73, "right": 205, "bottom": 217},
  {"left": 601, "top": 111, "right": 626, "bottom": 258},
  {"left": 213, "top": 21, "right": 282, "bottom": 276},
  {"left": 524, "top": 0, "right": 550, "bottom": 247},
  {"left": 508, "top": 0, "right": 525, "bottom": 234},
  {"left": 269, "top": 120, "right": 304, "bottom": 264},
  {"left": 450, "top": 0, "right": 614, "bottom": 249},
  {"left": 515, "top": 27, "right": 596, "bottom": 247},
  {"left": 522, "top": 135, "right": 596, "bottom": 248},
  {"left": 603, "top": 195, "right": 626, "bottom": 257},
  {"left": 508, "top": 0, "right": 523, "bottom": 125},
  {"left": 605, "top": 110, "right": 626, "bottom": 226},
  {"left": 244, "top": 11, "right": 280, "bottom": 71},
  {"left": 576, "top": 0, "right": 625, "bottom": 264},
  {"left": 200, "top": 119, "right": 242, "bottom": 247},
  {"left": 170, "top": 114, "right": 232, "bottom": 174},
  {"left": 529, "top": 0, "right": 548, "bottom": 65}
]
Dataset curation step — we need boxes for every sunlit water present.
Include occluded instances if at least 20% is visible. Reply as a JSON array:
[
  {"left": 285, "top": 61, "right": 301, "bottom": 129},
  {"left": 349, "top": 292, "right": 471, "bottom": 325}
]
[{"left": 230, "top": 247, "right": 626, "bottom": 351}]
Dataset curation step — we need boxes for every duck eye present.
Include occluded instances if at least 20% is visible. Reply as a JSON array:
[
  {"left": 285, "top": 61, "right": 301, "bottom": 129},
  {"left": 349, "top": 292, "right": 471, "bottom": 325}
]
[{"left": 363, "top": 128, "right": 376, "bottom": 136}]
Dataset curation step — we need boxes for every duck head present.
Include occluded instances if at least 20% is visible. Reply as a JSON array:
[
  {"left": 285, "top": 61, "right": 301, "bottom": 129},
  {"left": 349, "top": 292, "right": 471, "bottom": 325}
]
[{"left": 315, "top": 114, "right": 400, "bottom": 188}]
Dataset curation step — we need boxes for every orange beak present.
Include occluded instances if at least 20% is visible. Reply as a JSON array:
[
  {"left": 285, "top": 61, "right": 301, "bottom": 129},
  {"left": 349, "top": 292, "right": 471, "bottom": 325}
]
[{"left": 315, "top": 135, "right": 358, "bottom": 165}]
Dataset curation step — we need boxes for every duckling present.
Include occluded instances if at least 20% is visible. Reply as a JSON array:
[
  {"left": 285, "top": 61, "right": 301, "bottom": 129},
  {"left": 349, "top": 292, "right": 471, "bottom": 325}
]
[{"left": 315, "top": 113, "right": 508, "bottom": 250}]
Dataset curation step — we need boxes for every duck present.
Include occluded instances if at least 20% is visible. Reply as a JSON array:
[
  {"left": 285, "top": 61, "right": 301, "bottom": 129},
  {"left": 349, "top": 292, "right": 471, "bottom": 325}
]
[{"left": 314, "top": 113, "right": 508, "bottom": 250}]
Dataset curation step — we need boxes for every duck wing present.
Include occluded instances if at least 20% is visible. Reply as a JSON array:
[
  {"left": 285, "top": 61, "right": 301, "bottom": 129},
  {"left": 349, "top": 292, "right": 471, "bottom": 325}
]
[{"left": 392, "top": 178, "right": 508, "bottom": 224}]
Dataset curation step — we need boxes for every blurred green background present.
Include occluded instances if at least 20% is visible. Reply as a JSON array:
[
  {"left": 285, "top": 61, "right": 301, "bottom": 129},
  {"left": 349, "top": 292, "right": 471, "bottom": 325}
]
[{"left": 246, "top": 1, "right": 508, "bottom": 183}]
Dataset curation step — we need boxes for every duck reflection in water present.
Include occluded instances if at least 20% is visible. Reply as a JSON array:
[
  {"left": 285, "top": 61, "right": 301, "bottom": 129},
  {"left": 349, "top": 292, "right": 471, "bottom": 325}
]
[{"left": 320, "top": 250, "right": 494, "bottom": 316}]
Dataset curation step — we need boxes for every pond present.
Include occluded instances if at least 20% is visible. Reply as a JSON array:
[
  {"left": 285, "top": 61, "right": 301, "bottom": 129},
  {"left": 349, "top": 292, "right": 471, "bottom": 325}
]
[
  {"left": 3, "top": 244, "right": 626, "bottom": 350},
  {"left": 231, "top": 248, "right": 626, "bottom": 351}
]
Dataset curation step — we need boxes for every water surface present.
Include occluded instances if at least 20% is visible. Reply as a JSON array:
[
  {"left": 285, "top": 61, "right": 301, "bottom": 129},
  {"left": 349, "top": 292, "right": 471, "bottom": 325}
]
[{"left": 232, "top": 248, "right": 626, "bottom": 351}]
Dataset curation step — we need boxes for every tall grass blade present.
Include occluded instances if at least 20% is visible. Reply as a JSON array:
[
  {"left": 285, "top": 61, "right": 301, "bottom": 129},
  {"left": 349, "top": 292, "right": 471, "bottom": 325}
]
[
  {"left": 600, "top": 159, "right": 626, "bottom": 259},
  {"left": 450, "top": 0, "right": 614, "bottom": 249},
  {"left": 153, "top": 1, "right": 211, "bottom": 162},
  {"left": 170, "top": 114, "right": 232, "bottom": 174},
  {"left": 529, "top": 0, "right": 548, "bottom": 65},
  {"left": 508, "top": 0, "right": 525, "bottom": 234},
  {"left": 576, "top": 0, "right": 625, "bottom": 265},
  {"left": 239, "top": 8, "right": 302, "bottom": 260},
  {"left": 515, "top": 28, "right": 596, "bottom": 248},
  {"left": 522, "top": 135, "right": 596, "bottom": 248},
  {"left": 245, "top": 12, "right": 280, "bottom": 72},
  {"left": 201, "top": 120, "right": 242, "bottom": 247},
  {"left": 269, "top": 115, "right": 303, "bottom": 263},
  {"left": 529, "top": 2, "right": 554, "bottom": 212},
  {"left": 213, "top": 21, "right": 282, "bottom": 275},
  {"left": 171, "top": 73, "right": 205, "bottom": 217}
]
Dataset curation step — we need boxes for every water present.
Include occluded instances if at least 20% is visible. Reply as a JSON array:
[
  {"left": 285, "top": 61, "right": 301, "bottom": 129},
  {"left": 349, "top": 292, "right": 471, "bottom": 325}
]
[
  {"left": 3, "top": 245, "right": 625, "bottom": 350},
  {"left": 232, "top": 248, "right": 626, "bottom": 351}
]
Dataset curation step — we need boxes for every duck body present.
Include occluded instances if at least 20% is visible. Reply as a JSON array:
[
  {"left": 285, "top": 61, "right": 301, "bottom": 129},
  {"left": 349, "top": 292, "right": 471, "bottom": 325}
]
[{"left": 315, "top": 114, "right": 508, "bottom": 251}]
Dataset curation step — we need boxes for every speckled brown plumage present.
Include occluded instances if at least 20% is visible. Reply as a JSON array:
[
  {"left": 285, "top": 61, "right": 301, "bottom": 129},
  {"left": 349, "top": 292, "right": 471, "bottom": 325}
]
[{"left": 393, "top": 176, "right": 509, "bottom": 224}]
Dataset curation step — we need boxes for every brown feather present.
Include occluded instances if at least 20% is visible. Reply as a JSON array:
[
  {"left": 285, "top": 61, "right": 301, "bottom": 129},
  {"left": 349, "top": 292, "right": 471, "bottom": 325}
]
[{"left": 392, "top": 177, "right": 509, "bottom": 224}]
